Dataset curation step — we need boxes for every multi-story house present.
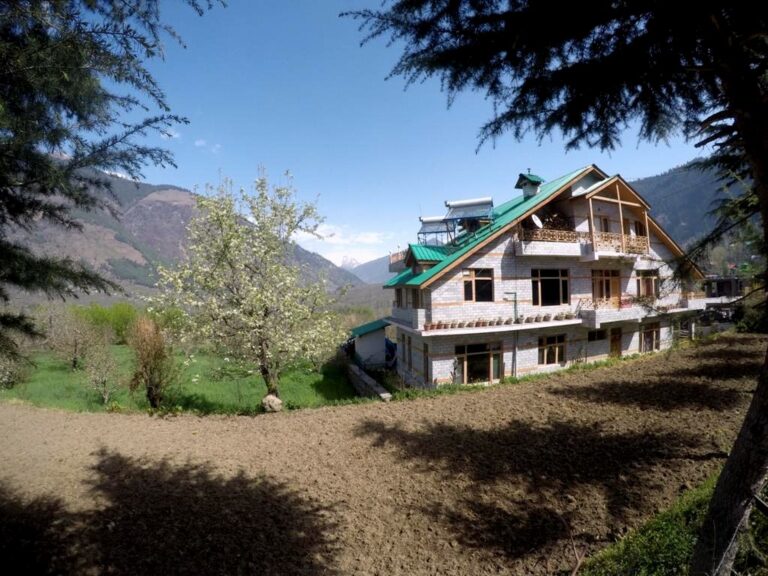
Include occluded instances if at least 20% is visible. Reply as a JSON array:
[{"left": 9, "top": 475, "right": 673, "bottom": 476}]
[{"left": 385, "top": 164, "right": 711, "bottom": 387}]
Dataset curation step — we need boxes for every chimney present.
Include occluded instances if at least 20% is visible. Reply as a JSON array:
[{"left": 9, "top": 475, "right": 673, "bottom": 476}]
[{"left": 515, "top": 171, "right": 545, "bottom": 199}]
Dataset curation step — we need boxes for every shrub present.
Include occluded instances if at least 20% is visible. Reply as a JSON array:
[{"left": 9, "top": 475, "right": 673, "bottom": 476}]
[
  {"left": 77, "top": 302, "right": 139, "bottom": 344},
  {"left": 45, "top": 307, "right": 103, "bottom": 370},
  {"left": 83, "top": 342, "right": 120, "bottom": 405},
  {"left": 0, "top": 355, "right": 27, "bottom": 389},
  {"left": 128, "top": 316, "right": 177, "bottom": 409}
]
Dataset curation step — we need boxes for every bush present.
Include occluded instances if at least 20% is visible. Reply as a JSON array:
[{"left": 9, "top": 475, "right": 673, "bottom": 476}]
[
  {"left": 44, "top": 306, "right": 104, "bottom": 370},
  {"left": 77, "top": 302, "right": 139, "bottom": 344},
  {"left": 0, "top": 355, "right": 27, "bottom": 389},
  {"left": 128, "top": 316, "right": 177, "bottom": 409},
  {"left": 83, "top": 343, "right": 120, "bottom": 405}
]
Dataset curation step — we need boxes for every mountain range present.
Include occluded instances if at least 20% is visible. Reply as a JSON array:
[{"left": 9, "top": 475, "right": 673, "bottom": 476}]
[{"left": 13, "top": 171, "right": 363, "bottom": 298}]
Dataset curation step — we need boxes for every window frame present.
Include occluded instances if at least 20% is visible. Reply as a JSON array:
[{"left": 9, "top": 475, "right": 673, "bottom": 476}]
[
  {"left": 532, "top": 269, "right": 570, "bottom": 306},
  {"left": 640, "top": 322, "right": 661, "bottom": 352},
  {"left": 538, "top": 334, "right": 566, "bottom": 365},
  {"left": 454, "top": 342, "right": 502, "bottom": 384},
  {"left": 588, "top": 329, "right": 607, "bottom": 342},
  {"left": 637, "top": 270, "right": 660, "bottom": 299},
  {"left": 462, "top": 268, "right": 494, "bottom": 302}
]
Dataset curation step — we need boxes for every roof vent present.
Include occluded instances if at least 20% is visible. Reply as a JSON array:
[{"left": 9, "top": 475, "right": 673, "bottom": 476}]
[{"left": 515, "top": 172, "right": 545, "bottom": 199}]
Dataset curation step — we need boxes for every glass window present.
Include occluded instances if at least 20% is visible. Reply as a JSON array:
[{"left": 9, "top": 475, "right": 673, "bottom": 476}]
[
  {"left": 454, "top": 342, "right": 502, "bottom": 384},
  {"left": 588, "top": 329, "right": 607, "bottom": 342},
  {"left": 637, "top": 270, "right": 659, "bottom": 298},
  {"left": 532, "top": 269, "right": 569, "bottom": 306},
  {"left": 463, "top": 269, "right": 494, "bottom": 302},
  {"left": 640, "top": 323, "right": 661, "bottom": 352},
  {"left": 538, "top": 334, "right": 566, "bottom": 364}
]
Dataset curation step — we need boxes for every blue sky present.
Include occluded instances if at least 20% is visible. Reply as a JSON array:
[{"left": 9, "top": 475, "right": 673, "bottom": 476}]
[{"left": 139, "top": 1, "right": 704, "bottom": 266}]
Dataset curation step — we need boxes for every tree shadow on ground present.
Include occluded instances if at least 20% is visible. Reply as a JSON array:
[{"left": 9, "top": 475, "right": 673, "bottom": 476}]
[
  {"left": 549, "top": 380, "right": 744, "bottom": 411},
  {"left": 358, "top": 419, "right": 720, "bottom": 560},
  {"left": 661, "top": 359, "right": 762, "bottom": 381},
  {"left": 0, "top": 449, "right": 339, "bottom": 575}
]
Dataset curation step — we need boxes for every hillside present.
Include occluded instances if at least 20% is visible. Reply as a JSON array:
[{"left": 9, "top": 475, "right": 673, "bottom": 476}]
[
  {"left": 631, "top": 161, "right": 739, "bottom": 247},
  {"left": 14, "top": 171, "right": 363, "bottom": 297}
]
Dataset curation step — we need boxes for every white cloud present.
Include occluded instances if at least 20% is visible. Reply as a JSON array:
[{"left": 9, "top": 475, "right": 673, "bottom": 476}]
[
  {"left": 161, "top": 128, "right": 181, "bottom": 140},
  {"left": 194, "top": 138, "right": 207, "bottom": 147},
  {"left": 294, "top": 223, "right": 397, "bottom": 266},
  {"left": 211, "top": 143, "right": 222, "bottom": 154}
]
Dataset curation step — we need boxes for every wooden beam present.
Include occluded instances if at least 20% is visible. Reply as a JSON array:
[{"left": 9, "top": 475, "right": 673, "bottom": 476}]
[
  {"left": 644, "top": 209, "right": 651, "bottom": 252},
  {"left": 590, "top": 195, "right": 643, "bottom": 208},
  {"left": 616, "top": 183, "right": 625, "bottom": 253},
  {"left": 588, "top": 197, "right": 596, "bottom": 250}
]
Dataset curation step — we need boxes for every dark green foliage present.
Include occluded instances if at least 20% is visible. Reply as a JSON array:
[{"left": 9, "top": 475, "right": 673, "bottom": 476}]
[
  {"left": 107, "top": 259, "right": 158, "bottom": 288},
  {"left": 0, "top": 0, "right": 219, "bottom": 356}
]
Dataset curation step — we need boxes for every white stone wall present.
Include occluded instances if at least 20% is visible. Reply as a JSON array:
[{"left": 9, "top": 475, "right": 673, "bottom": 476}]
[{"left": 396, "top": 319, "right": 674, "bottom": 385}]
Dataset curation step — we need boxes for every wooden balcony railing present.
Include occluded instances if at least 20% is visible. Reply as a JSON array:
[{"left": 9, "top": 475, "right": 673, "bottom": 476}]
[
  {"left": 521, "top": 228, "right": 590, "bottom": 243},
  {"left": 595, "top": 232, "right": 649, "bottom": 254}
]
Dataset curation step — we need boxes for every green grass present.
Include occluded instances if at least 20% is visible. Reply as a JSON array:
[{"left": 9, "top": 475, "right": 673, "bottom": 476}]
[
  {"left": 581, "top": 477, "right": 717, "bottom": 576},
  {"left": 0, "top": 346, "right": 359, "bottom": 414}
]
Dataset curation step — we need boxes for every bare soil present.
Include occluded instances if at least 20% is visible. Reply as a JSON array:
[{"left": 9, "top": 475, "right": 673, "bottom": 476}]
[{"left": 0, "top": 334, "right": 762, "bottom": 575}]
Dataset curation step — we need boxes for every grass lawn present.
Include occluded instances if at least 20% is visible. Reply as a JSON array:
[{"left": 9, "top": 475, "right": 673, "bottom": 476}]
[{"left": 0, "top": 346, "right": 360, "bottom": 414}]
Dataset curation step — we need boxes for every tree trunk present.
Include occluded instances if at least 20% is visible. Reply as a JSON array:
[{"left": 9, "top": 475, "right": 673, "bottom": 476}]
[
  {"left": 689, "top": 15, "right": 768, "bottom": 572},
  {"left": 262, "top": 367, "right": 279, "bottom": 397}
]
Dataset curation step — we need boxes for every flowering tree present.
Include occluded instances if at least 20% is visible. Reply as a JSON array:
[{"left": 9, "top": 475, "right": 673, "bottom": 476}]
[{"left": 158, "top": 175, "right": 345, "bottom": 406}]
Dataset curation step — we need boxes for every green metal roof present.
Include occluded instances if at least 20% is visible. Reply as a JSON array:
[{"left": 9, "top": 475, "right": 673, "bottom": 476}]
[
  {"left": 409, "top": 243, "right": 454, "bottom": 261},
  {"left": 350, "top": 318, "right": 390, "bottom": 338},
  {"left": 385, "top": 166, "right": 590, "bottom": 288}
]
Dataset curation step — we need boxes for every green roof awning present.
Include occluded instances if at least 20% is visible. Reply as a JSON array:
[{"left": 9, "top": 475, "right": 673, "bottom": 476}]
[
  {"left": 350, "top": 318, "right": 390, "bottom": 338},
  {"left": 409, "top": 243, "right": 454, "bottom": 262}
]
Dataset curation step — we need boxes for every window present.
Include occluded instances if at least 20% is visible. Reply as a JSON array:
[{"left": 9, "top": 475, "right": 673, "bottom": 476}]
[
  {"left": 463, "top": 268, "right": 494, "bottom": 302},
  {"left": 532, "top": 269, "right": 569, "bottom": 306},
  {"left": 592, "top": 269, "right": 620, "bottom": 300},
  {"left": 454, "top": 343, "right": 502, "bottom": 384},
  {"left": 423, "top": 343, "right": 430, "bottom": 383},
  {"left": 407, "top": 336, "right": 412, "bottom": 370},
  {"left": 598, "top": 216, "right": 610, "bottom": 232},
  {"left": 634, "top": 220, "right": 647, "bottom": 237},
  {"left": 637, "top": 270, "right": 659, "bottom": 298},
  {"left": 640, "top": 322, "right": 661, "bottom": 352},
  {"left": 538, "top": 334, "right": 566, "bottom": 364},
  {"left": 407, "top": 288, "right": 421, "bottom": 309},
  {"left": 395, "top": 288, "right": 403, "bottom": 308},
  {"left": 623, "top": 218, "right": 631, "bottom": 235},
  {"left": 588, "top": 329, "right": 607, "bottom": 342}
]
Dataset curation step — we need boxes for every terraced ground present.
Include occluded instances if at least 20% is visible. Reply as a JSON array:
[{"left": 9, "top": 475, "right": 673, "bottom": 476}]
[{"left": 0, "top": 334, "right": 762, "bottom": 575}]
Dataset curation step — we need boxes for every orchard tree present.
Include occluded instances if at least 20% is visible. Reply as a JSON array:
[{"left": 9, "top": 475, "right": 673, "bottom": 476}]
[
  {"left": 346, "top": 2, "right": 768, "bottom": 573},
  {"left": 157, "top": 175, "right": 345, "bottom": 409},
  {"left": 0, "top": 0, "right": 218, "bottom": 357}
]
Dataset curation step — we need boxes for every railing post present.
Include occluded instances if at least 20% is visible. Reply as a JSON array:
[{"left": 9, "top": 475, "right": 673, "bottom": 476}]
[{"left": 616, "top": 183, "right": 626, "bottom": 253}]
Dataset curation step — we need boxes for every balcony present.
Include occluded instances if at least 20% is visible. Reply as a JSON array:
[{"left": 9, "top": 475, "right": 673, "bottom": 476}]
[
  {"left": 586, "top": 232, "right": 650, "bottom": 260},
  {"left": 577, "top": 296, "right": 646, "bottom": 328},
  {"left": 516, "top": 228, "right": 590, "bottom": 257},
  {"left": 389, "top": 306, "right": 426, "bottom": 330}
]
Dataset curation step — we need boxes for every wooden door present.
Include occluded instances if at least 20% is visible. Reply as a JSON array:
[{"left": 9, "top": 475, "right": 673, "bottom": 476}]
[{"left": 610, "top": 327, "right": 622, "bottom": 357}]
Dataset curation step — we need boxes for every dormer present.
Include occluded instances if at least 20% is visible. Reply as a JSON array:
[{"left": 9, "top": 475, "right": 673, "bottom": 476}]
[{"left": 515, "top": 172, "right": 545, "bottom": 199}]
